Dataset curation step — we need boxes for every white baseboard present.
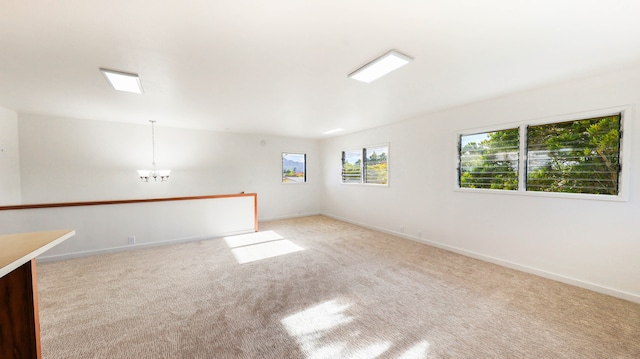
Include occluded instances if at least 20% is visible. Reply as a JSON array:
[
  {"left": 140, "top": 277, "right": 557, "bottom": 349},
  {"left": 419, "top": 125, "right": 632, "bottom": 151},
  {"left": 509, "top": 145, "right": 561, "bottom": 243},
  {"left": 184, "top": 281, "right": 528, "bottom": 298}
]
[
  {"left": 258, "top": 211, "right": 321, "bottom": 223},
  {"left": 37, "top": 229, "right": 255, "bottom": 262},
  {"left": 38, "top": 212, "right": 321, "bottom": 262},
  {"left": 321, "top": 213, "right": 640, "bottom": 304}
]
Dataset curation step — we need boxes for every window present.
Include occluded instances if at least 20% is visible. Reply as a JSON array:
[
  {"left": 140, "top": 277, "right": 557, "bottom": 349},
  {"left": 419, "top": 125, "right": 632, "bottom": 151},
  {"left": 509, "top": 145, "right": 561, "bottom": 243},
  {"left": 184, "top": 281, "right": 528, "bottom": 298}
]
[
  {"left": 459, "top": 128, "right": 519, "bottom": 190},
  {"left": 282, "top": 153, "right": 306, "bottom": 183},
  {"left": 342, "top": 145, "right": 388, "bottom": 185},
  {"left": 527, "top": 114, "right": 621, "bottom": 195},
  {"left": 457, "top": 111, "right": 624, "bottom": 197},
  {"left": 341, "top": 150, "right": 362, "bottom": 183},
  {"left": 365, "top": 145, "right": 389, "bottom": 184}
]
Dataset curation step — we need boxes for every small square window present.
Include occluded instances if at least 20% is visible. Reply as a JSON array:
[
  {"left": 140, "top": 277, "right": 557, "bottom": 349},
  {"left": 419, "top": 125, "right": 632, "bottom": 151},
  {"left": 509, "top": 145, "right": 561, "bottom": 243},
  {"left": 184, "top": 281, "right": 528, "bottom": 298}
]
[
  {"left": 282, "top": 153, "right": 306, "bottom": 183},
  {"left": 341, "top": 144, "right": 389, "bottom": 185}
]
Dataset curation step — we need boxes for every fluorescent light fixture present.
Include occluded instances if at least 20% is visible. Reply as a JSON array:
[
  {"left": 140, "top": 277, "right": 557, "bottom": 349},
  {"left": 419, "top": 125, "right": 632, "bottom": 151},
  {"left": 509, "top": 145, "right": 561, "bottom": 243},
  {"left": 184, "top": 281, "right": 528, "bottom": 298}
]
[
  {"left": 100, "top": 68, "right": 143, "bottom": 94},
  {"left": 323, "top": 128, "right": 344, "bottom": 135},
  {"left": 348, "top": 50, "right": 413, "bottom": 83}
]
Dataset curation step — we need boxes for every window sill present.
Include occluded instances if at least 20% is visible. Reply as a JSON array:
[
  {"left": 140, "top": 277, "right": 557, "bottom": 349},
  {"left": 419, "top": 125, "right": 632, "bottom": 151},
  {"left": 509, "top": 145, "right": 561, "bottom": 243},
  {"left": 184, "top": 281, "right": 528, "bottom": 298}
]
[
  {"left": 341, "top": 182, "right": 389, "bottom": 187},
  {"left": 454, "top": 187, "right": 628, "bottom": 202}
]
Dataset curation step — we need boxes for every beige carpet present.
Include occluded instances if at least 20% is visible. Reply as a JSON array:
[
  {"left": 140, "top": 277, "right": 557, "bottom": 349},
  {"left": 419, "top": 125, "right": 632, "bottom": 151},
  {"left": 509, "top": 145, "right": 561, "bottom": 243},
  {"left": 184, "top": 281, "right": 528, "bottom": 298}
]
[{"left": 37, "top": 215, "right": 640, "bottom": 358}]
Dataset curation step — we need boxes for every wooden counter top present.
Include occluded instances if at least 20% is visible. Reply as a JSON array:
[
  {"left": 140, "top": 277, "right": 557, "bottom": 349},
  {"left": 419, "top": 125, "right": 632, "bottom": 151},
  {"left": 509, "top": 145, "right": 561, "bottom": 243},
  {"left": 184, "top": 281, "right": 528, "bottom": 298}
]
[{"left": 0, "top": 229, "right": 76, "bottom": 278}]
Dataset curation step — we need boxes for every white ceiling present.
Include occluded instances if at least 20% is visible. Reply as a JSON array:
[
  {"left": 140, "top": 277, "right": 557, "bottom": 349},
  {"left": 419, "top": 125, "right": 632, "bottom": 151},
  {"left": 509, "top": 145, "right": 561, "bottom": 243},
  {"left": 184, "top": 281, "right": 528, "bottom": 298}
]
[{"left": 2, "top": 1, "right": 640, "bottom": 139}]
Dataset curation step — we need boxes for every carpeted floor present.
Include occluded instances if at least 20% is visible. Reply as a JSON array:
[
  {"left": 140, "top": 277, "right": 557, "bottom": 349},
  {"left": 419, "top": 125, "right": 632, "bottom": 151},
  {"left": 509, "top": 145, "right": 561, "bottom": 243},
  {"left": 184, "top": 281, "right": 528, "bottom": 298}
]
[{"left": 37, "top": 215, "right": 640, "bottom": 358}]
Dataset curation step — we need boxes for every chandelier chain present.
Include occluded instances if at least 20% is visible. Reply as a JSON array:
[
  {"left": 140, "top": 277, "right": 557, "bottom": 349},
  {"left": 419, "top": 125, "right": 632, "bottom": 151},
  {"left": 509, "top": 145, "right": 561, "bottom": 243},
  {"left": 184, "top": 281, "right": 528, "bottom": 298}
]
[{"left": 151, "top": 120, "right": 156, "bottom": 167}]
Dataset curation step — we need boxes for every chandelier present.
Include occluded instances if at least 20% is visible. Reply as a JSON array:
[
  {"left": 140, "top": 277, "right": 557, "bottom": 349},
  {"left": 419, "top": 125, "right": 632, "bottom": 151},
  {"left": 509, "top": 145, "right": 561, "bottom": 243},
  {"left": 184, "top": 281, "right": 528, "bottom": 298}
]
[{"left": 137, "top": 120, "right": 170, "bottom": 182}]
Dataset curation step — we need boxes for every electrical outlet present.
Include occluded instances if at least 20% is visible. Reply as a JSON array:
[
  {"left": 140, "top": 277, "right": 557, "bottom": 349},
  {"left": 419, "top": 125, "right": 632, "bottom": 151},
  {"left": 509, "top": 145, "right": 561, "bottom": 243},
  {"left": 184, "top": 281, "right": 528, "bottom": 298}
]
[
  {"left": 418, "top": 231, "right": 423, "bottom": 238},
  {"left": 128, "top": 236, "right": 136, "bottom": 245},
  {"left": 400, "top": 226, "right": 404, "bottom": 233}
]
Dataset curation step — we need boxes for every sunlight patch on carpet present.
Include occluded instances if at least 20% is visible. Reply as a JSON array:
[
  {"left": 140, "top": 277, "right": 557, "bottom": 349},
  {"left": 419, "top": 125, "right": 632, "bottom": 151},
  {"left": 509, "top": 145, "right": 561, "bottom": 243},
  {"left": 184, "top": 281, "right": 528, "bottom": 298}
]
[
  {"left": 282, "top": 299, "right": 353, "bottom": 336},
  {"left": 281, "top": 299, "right": 399, "bottom": 359},
  {"left": 224, "top": 231, "right": 304, "bottom": 264},
  {"left": 224, "top": 230, "right": 284, "bottom": 247},
  {"left": 398, "top": 340, "right": 430, "bottom": 359}
]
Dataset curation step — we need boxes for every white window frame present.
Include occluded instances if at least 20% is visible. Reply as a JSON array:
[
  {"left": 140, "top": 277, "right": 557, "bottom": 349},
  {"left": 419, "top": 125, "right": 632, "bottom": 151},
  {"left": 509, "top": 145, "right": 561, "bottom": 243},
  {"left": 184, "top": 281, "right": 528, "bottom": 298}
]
[
  {"left": 341, "top": 143, "right": 390, "bottom": 186},
  {"left": 455, "top": 106, "right": 630, "bottom": 202}
]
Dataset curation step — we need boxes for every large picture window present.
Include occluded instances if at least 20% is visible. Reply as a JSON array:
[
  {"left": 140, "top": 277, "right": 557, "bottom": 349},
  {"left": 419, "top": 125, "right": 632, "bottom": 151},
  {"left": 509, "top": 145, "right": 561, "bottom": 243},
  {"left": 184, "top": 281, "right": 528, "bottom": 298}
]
[
  {"left": 342, "top": 145, "right": 388, "bottom": 185},
  {"left": 457, "top": 112, "right": 624, "bottom": 198}
]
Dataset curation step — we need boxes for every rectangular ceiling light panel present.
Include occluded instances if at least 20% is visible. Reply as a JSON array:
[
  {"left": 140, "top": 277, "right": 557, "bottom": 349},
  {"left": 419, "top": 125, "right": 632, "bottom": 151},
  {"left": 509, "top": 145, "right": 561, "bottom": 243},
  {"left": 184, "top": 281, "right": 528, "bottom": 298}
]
[
  {"left": 349, "top": 50, "right": 413, "bottom": 83},
  {"left": 100, "top": 68, "right": 143, "bottom": 94},
  {"left": 323, "top": 128, "right": 344, "bottom": 135}
]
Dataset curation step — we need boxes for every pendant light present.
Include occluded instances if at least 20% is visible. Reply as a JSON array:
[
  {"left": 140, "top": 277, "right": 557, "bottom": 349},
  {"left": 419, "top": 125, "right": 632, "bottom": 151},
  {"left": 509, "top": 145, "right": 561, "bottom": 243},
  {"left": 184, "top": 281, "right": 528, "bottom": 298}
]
[{"left": 137, "top": 120, "right": 170, "bottom": 182}]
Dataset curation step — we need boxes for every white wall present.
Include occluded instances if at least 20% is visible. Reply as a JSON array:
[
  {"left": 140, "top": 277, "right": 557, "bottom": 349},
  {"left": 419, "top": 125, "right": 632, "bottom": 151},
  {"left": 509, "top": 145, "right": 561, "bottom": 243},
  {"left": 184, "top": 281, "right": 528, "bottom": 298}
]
[
  {"left": 0, "top": 106, "right": 21, "bottom": 205},
  {"left": 1, "top": 196, "right": 256, "bottom": 260},
  {"left": 0, "top": 114, "right": 320, "bottom": 257},
  {"left": 15, "top": 114, "right": 320, "bottom": 220},
  {"left": 320, "top": 64, "right": 640, "bottom": 303}
]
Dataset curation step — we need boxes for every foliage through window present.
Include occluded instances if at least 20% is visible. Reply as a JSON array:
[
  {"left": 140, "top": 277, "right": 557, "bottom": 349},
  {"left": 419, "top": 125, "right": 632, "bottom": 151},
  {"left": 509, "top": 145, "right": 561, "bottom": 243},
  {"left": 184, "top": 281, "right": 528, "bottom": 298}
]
[
  {"left": 526, "top": 115, "right": 621, "bottom": 195},
  {"left": 365, "top": 146, "right": 388, "bottom": 184},
  {"left": 459, "top": 129, "right": 519, "bottom": 190},
  {"left": 282, "top": 153, "right": 306, "bottom": 183},
  {"left": 458, "top": 113, "right": 623, "bottom": 196},
  {"left": 342, "top": 145, "right": 388, "bottom": 185}
]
